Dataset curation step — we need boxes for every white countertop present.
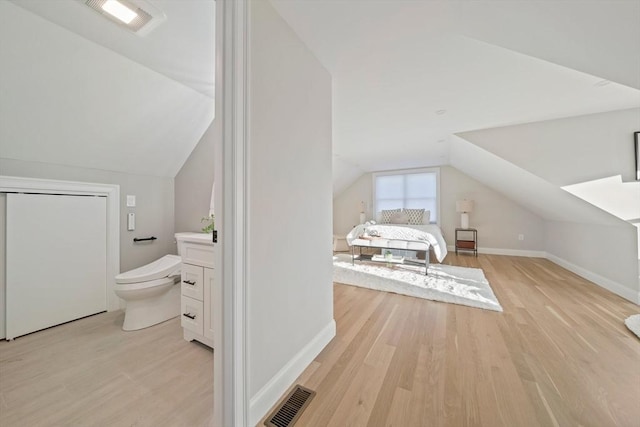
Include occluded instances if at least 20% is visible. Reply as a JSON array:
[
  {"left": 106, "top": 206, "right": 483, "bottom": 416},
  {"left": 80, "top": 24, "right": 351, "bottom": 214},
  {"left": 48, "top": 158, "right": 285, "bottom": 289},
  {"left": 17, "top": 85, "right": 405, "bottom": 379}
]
[{"left": 174, "top": 232, "right": 214, "bottom": 245}]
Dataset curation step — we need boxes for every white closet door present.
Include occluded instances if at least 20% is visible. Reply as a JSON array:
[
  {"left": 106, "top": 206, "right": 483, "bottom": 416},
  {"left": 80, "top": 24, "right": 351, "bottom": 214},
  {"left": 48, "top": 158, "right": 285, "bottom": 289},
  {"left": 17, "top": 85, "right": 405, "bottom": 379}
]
[{"left": 6, "top": 193, "right": 107, "bottom": 339}]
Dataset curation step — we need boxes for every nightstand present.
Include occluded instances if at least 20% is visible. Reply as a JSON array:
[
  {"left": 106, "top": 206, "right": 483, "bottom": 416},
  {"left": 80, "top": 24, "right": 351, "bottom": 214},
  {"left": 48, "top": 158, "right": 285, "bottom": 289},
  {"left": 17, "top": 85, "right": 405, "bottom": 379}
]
[{"left": 455, "top": 228, "right": 477, "bottom": 256}]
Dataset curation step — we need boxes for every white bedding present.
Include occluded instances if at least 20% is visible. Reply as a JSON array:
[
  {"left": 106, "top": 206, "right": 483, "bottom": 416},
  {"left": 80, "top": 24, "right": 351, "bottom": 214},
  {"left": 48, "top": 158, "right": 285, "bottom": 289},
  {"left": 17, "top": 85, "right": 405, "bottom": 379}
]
[{"left": 347, "top": 223, "right": 448, "bottom": 263}]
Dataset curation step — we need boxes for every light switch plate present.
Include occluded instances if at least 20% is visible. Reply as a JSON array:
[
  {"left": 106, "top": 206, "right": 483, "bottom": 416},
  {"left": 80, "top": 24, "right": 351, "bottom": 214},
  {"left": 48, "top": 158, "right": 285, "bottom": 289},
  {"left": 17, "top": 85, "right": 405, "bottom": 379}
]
[
  {"left": 127, "top": 213, "right": 135, "bottom": 231},
  {"left": 126, "top": 195, "right": 136, "bottom": 207}
]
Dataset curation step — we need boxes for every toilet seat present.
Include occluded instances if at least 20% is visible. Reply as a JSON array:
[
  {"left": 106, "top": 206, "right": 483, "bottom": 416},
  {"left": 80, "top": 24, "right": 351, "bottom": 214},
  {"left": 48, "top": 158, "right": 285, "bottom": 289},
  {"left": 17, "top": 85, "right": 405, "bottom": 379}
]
[
  {"left": 114, "top": 276, "right": 177, "bottom": 292},
  {"left": 115, "top": 254, "right": 181, "bottom": 284}
]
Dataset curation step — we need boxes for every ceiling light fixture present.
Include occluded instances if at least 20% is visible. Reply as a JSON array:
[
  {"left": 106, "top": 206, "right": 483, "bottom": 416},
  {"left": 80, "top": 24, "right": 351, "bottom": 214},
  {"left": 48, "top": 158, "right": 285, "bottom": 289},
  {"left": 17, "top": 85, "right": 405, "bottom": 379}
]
[
  {"left": 85, "top": 0, "right": 166, "bottom": 36},
  {"left": 101, "top": 0, "right": 137, "bottom": 24}
]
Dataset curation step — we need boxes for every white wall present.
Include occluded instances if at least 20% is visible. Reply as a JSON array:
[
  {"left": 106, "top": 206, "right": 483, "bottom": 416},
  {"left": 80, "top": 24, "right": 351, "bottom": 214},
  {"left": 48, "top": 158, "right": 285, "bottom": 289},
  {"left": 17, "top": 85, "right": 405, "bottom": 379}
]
[
  {"left": 332, "top": 173, "right": 371, "bottom": 236},
  {"left": 175, "top": 120, "right": 216, "bottom": 233},
  {"left": 333, "top": 166, "right": 545, "bottom": 253},
  {"left": 332, "top": 155, "right": 365, "bottom": 197},
  {"left": 440, "top": 166, "right": 544, "bottom": 252},
  {"left": 545, "top": 221, "right": 638, "bottom": 302},
  {"left": 247, "top": 0, "right": 334, "bottom": 423}
]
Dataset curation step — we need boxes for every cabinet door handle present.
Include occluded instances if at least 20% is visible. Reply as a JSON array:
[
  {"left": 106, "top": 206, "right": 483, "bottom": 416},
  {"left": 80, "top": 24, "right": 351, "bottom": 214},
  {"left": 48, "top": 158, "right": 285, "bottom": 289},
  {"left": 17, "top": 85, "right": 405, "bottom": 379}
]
[
  {"left": 183, "top": 313, "right": 196, "bottom": 320},
  {"left": 182, "top": 280, "right": 196, "bottom": 285}
]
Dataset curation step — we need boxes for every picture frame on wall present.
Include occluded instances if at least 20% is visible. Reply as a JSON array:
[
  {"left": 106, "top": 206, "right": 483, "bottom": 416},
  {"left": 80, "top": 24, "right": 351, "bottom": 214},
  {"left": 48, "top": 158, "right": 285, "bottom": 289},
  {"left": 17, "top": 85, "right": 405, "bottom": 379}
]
[{"left": 636, "top": 131, "right": 640, "bottom": 181}]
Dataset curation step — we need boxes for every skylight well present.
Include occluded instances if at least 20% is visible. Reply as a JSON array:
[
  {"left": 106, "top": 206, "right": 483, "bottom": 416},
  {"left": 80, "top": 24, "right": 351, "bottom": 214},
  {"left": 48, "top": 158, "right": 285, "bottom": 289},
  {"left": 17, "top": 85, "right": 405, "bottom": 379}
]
[
  {"left": 562, "top": 175, "right": 640, "bottom": 259},
  {"left": 85, "top": 0, "right": 166, "bottom": 36}
]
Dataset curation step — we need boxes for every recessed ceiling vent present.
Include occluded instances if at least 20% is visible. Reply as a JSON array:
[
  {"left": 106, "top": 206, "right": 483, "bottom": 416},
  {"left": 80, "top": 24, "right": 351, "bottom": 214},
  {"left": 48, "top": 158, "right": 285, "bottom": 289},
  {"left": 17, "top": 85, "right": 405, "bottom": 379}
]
[{"left": 85, "top": 0, "right": 167, "bottom": 36}]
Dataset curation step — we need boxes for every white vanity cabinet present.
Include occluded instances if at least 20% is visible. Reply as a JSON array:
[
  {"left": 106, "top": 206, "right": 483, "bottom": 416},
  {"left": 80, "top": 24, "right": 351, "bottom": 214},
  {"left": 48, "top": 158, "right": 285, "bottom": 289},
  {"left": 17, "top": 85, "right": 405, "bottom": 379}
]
[
  {"left": 203, "top": 268, "right": 215, "bottom": 341},
  {"left": 175, "top": 233, "right": 215, "bottom": 348}
]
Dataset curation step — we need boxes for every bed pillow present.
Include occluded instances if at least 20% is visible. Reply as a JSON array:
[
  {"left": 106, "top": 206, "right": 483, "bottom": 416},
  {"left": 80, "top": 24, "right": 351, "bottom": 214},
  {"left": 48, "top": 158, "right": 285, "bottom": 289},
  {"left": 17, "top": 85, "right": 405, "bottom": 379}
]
[
  {"left": 380, "top": 208, "right": 401, "bottom": 224},
  {"left": 390, "top": 210, "right": 409, "bottom": 224},
  {"left": 422, "top": 210, "right": 431, "bottom": 224},
  {"left": 404, "top": 208, "right": 425, "bottom": 225}
]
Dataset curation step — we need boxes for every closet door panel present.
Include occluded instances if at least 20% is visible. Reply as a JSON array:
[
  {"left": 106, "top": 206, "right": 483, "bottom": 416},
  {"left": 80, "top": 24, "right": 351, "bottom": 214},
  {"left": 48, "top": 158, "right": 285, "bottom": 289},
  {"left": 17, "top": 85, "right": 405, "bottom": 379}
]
[{"left": 6, "top": 193, "right": 107, "bottom": 339}]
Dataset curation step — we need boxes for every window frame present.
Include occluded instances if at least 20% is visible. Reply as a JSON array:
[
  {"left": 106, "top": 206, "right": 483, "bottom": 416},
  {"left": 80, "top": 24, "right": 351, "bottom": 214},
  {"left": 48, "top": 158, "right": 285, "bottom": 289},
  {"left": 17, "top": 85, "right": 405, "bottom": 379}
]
[{"left": 371, "top": 167, "right": 441, "bottom": 226}]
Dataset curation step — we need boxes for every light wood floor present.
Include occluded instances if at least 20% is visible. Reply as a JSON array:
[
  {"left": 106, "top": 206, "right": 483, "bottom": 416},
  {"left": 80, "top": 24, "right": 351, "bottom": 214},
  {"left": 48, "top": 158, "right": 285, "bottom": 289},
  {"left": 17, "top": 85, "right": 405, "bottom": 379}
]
[
  {"left": 2, "top": 255, "right": 638, "bottom": 427},
  {"left": 0, "top": 311, "right": 213, "bottom": 427},
  {"left": 270, "top": 254, "right": 640, "bottom": 427}
]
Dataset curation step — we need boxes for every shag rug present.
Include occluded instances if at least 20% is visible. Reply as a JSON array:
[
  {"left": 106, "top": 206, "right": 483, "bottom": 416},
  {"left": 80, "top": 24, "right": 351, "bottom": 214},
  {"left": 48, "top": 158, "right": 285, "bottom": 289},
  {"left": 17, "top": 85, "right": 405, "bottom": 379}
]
[
  {"left": 625, "top": 314, "right": 640, "bottom": 339},
  {"left": 333, "top": 254, "right": 502, "bottom": 312}
]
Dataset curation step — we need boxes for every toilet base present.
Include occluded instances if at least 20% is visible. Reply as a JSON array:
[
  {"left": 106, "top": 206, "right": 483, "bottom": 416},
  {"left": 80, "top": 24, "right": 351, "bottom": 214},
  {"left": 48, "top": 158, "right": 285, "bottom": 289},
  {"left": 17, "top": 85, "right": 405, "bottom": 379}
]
[{"left": 122, "top": 282, "right": 180, "bottom": 331}]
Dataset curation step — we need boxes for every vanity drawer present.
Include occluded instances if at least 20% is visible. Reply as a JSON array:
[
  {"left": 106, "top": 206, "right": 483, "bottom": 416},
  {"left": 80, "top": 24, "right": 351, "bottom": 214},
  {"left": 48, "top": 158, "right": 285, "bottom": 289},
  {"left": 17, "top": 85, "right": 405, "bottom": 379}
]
[
  {"left": 181, "top": 296, "right": 203, "bottom": 336},
  {"left": 181, "top": 263, "right": 204, "bottom": 300},
  {"left": 182, "top": 242, "right": 214, "bottom": 268}
]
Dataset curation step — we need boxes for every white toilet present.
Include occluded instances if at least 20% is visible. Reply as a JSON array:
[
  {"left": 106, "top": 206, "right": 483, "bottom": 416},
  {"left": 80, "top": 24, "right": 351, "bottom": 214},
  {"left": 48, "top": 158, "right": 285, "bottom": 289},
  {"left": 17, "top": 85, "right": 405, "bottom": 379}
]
[{"left": 114, "top": 254, "right": 182, "bottom": 331}]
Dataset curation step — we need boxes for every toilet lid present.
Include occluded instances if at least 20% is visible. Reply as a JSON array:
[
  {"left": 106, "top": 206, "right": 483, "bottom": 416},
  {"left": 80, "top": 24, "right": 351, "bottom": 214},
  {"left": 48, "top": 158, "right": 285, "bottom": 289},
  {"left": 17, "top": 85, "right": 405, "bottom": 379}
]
[{"left": 115, "top": 254, "right": 182, "bottom": 284}]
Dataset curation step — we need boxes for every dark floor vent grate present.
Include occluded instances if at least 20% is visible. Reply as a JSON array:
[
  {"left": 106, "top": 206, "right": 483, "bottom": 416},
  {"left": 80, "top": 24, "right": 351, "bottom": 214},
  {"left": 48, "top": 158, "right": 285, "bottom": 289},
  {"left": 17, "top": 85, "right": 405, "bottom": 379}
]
[{"left": 265, "top": 384, "right": 316, "bottom": 427}]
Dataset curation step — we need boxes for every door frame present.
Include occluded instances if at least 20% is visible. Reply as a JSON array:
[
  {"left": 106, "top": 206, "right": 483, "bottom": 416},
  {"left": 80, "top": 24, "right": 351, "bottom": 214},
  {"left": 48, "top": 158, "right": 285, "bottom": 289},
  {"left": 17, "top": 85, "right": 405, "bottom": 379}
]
[
  {"left": 0, "top": 176, "right": 120, "bottom": 312},
  {"left": 214, "top": 0, "right": 250, "bottom": 425}
]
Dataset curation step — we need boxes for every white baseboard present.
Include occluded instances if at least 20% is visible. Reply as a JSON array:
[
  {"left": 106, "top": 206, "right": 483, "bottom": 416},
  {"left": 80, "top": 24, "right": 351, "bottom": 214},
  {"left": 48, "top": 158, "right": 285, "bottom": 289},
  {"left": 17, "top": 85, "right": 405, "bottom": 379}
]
[
  {"left": 481, "top": 247, "right": 546, "bottom": 258},
  {"left": 249, "top": 319, "right": 336, "bottom": 426},
  {"left": 446, "top": 245, "right": 546, "bottom": 258},
  {"left": 445, "top": 245, "right": 639, "bottom": 304},
  {"left": 545, "top": 253, "right": 640, "bottom": 305}
]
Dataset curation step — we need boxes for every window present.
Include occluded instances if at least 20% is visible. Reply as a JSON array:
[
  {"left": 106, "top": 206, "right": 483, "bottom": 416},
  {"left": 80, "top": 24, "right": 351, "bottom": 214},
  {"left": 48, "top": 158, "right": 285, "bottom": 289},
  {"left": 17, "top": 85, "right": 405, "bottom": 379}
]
[{"left": 373, "top": 168, "right": 439, "bottom": 223}]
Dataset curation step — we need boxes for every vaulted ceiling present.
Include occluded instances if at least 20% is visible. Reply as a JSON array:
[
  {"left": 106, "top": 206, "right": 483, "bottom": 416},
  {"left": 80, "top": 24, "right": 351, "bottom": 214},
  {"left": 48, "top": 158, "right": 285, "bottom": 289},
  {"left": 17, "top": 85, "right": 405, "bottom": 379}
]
[
  {"left": 270, "top": 0, "right": 640, "bottom": 195},
  {"left": 0, "top": 0, "right": 215, "bottom": 178},
  {"left": 2, "top": 0, "right": 639, "bottom": 189}
]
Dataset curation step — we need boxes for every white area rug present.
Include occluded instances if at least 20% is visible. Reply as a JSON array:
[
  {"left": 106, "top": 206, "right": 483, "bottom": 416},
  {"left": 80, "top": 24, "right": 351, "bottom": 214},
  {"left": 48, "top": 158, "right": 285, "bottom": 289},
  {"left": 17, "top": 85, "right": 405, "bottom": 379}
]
[
  {"left": 333, "top": 254, "right": 502, "bottom": 312},
  {"left": 625, "top": 314, "right": 640, "bottom": 339}
]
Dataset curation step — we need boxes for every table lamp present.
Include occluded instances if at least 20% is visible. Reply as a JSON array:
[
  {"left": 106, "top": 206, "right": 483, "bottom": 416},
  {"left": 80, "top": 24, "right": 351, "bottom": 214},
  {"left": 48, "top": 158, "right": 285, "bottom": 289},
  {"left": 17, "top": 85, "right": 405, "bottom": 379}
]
[{"left": 456, "top": 200, "right": 474, "bottom": 229}]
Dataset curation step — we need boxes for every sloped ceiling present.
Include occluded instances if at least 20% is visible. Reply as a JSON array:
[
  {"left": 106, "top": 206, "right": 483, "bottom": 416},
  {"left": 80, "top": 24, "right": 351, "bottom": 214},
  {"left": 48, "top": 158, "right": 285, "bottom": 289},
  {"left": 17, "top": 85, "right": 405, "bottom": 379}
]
[
  {"left": 450, "top": 1, "right": 640, "bottom": 91},
  {"left": 5, "top": 0, "right": 637, "bottom": 188},
  {"left": 8, "top": 0, "right": 215, "bottom": 98},
  {"left": 457, "top": 108, "right": 640, "bottom": 187},
  {"left": 0, "top": 1, "right": 215, "bottom": 178},
  {"left": 455, "top": 107, "right": 640, "bottom": 227},
  {"left": 270, "top": 0, "right": 640, "bottom": 195},
  {"left": 450, "top": 135, "right": 625, "bottom": 227}
]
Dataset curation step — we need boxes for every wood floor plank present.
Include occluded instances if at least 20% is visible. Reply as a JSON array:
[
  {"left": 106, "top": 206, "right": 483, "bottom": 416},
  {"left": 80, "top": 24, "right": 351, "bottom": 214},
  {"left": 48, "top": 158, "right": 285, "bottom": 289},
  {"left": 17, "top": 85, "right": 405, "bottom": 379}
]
[
  {"left": 280, "top": 253, "right": 640, "bottom": 427},
  {"left": 2, "top": 253, "right": 638, "bottom": 427},
  {"left": 296, "top": 293, "right": 396, "bottom": 426},
  {"left": 326, "top": 342, "right": 395, "bottom": 426},
  {"left": 384, "top": 386, "right": 412, "bottom": 427}
]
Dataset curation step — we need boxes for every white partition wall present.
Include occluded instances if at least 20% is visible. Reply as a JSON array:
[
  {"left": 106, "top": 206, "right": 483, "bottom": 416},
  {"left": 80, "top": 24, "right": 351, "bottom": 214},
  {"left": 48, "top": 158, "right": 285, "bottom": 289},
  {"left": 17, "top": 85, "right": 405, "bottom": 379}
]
[{"left": 6, "top": 193, "right": 107, "bottom": 339}]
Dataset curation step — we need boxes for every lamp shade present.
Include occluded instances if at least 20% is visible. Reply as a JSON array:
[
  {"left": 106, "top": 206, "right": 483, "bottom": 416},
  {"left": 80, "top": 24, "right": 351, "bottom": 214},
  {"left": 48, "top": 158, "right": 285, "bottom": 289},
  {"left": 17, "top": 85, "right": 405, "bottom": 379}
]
[{"left": 456, "top": 200, "right": 474, "bottom": 213}]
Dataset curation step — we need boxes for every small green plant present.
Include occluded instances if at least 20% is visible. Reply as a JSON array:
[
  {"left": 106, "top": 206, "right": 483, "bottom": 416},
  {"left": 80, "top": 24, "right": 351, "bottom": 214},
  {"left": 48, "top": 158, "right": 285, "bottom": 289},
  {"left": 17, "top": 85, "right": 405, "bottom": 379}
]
[{"left": 201, "top": 213, "right": 215, "bottom": 234}]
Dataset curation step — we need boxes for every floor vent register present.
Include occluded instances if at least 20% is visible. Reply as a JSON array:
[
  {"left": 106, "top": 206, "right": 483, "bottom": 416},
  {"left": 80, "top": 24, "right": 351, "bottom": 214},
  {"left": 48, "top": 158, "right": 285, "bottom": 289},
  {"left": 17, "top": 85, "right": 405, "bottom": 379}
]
[{"left": 265, "top": 385, "right": 316, "bottom": 427}]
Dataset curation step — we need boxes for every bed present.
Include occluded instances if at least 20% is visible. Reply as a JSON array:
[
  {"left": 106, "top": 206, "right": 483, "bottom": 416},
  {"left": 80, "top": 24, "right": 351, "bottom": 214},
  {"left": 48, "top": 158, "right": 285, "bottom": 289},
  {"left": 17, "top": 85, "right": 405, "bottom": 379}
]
[{"left": 346, "top": 223, "right": 448, "bottom": 274}]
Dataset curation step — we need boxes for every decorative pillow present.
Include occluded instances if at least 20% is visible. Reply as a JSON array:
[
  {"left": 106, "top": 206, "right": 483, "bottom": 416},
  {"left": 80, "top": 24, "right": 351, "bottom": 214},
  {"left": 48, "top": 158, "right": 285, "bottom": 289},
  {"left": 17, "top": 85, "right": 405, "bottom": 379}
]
[
  {"left": 405, "top": 208, "right": 425, "bottom": 225},
  {"left": 422, "top": 210, "right": 431, "bottom": 224},
  {"left": 380, "top": 208, "right": 401, "bottom": 224},
  {"left": 390, "top": 211, "right": 409, "bottom": 224}
]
